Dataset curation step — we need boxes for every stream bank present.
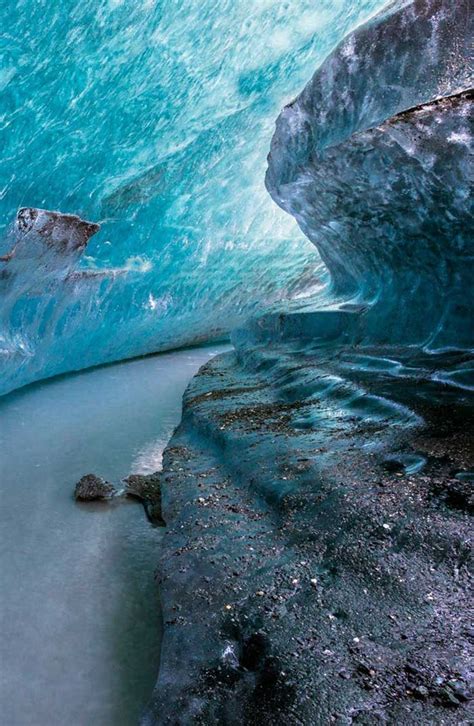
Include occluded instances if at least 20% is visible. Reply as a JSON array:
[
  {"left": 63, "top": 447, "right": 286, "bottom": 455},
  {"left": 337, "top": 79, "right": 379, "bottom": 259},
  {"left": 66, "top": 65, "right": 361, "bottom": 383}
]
[{"left": 0, "top": 346, "right": 227, "bottom": 726}]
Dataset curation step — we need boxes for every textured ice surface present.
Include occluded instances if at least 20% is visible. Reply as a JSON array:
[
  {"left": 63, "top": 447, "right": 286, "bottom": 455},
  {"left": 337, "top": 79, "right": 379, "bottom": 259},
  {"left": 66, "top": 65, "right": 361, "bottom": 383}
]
[
  {"left": 267, "top": 0, "right": 473, "bottom": 351},
  {"left": 0, "top": 0, "right": 388, "bottom": 394},
  {"left": 147, "top": 4, "right": 474, "bottom": 720}
]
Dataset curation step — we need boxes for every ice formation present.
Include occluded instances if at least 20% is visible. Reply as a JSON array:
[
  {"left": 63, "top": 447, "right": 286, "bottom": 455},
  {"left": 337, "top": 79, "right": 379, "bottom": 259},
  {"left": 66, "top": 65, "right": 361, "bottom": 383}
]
[
  {"left": 0, "top": 0, "right": 388, "bottom": 394},
  {"left": 145, "top": 1, "right": 473, "bottom": 722},
  {"left": 1, "top": 0, "right": 472, "bottom": 722},
  {"left": 266, "top": 0, "right": 473, "bottom": 352}
]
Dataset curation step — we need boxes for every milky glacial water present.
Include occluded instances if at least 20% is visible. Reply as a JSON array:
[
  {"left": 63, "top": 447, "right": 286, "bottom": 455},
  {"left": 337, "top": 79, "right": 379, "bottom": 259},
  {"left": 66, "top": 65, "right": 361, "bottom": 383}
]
[{"left": 0, "top": 345, "right": 228, "bottom": 726}]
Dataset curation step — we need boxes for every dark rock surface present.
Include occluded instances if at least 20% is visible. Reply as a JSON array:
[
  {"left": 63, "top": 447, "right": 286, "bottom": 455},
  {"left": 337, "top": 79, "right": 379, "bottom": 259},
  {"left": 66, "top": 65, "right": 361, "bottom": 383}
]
[{"left": 74, "top": 473, "right": 115, "bottom": 501}]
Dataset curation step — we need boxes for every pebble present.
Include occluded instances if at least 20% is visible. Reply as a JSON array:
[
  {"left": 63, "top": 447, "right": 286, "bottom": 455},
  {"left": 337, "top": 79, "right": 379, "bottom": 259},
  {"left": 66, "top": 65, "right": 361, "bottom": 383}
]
[{"left": 414, "top": 685, "right": 429, "bottom": 699}]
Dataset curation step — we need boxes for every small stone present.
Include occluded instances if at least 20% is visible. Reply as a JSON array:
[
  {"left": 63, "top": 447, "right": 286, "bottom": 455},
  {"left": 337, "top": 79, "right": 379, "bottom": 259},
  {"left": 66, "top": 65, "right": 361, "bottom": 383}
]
[
  {"left": 123, "top": 473, "right": 165, "bottom": 525},
  {"left": 124, "top": 472, "right": 161, "bottom": 502},
  {"left": 74, "top": 474, "right": 115, "bottom": 501},
  {"left": 439, "top": 687, "right": 461, "bottom": 706},
  {"left": 446, "top": 679, "right": 470, "bottom": 702},
  {"left": 413, "top": 686, "right": 429, "bottom": 699}
]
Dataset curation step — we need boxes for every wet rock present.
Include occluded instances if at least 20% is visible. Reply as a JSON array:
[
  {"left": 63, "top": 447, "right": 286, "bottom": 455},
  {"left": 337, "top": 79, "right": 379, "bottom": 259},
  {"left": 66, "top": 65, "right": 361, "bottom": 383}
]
[
  {"left": 124, "top": 472, "right": 160, "bottom": 500},
  {"left": 123, "top": 473, "right": 165, "bottom": 526},
  {"left": 74, "top": 473, "right": 115, "bottom": 501},
  {"left": 431, "top": 478, "right": 474, "bottom": 514}
]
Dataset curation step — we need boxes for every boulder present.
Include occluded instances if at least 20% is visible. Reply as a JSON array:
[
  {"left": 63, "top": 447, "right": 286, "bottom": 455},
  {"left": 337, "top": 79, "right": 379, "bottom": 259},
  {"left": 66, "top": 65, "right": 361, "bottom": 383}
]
[
  {"left": 74, "top": 473, "right": 115, "bottom": 501},
  {"left": 123, "top": 473, "right": 165, "bottom": 526}
]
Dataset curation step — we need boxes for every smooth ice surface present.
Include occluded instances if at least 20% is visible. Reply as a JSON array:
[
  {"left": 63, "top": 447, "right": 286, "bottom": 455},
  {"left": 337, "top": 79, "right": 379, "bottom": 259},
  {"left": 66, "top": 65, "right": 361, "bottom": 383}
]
[
  {"left": 0, "top": 345, "right": 227, "bottom": 726},
  {"left": 0, "top": 0, "right": 388, "bottom": 395},
  {"left": 267, "top": 0, "right": 473, "bottom": 352}
]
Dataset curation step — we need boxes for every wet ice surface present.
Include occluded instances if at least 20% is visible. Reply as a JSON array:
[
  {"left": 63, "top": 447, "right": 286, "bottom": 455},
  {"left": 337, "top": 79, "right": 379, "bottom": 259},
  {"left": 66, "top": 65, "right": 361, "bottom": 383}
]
[
  {"left": 0, "top": 1, "right": 387, "bottom": 395},
  {"left": 0, "top": 345, "right": 228, "bottom": 726}
]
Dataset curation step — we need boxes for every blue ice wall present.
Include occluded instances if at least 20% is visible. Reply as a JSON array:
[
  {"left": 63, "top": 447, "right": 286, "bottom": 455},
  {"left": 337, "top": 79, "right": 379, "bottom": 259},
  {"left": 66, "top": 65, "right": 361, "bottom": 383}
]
[
  {"left": 266, "top": 0, "right": 473, "bottom": 352},
  {"left": 0, "top": 0, "right": 387, "bottom": 394}
]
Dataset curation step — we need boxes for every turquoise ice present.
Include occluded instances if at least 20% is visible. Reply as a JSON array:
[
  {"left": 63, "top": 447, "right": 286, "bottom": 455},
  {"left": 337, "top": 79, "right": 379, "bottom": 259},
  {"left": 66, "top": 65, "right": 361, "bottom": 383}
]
[{"left": 0, "top": 0, "right": 386, "bottom": 394}]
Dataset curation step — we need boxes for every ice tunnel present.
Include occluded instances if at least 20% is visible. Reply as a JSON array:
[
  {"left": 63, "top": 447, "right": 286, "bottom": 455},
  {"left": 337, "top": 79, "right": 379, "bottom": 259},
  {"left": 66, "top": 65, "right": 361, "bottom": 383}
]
[
  {"left": 1, "top": 0, "right": 473, "bottom": 724},
  {"left": 0, "top": 0, "right": 389, "bottom": 395}
]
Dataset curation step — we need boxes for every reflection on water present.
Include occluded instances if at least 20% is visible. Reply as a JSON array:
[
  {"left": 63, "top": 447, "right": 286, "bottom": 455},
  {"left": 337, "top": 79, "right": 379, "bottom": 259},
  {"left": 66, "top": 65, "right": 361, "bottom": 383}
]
[{"left": 0, "top": 345, "right": 228, "bottom": 725}]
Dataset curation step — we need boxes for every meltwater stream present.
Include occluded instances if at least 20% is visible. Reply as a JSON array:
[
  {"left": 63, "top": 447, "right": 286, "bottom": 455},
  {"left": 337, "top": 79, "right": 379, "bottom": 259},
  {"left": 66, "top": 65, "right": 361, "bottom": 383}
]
[{"left": 0, "top": 345, "right": 227, "bottom": 726}]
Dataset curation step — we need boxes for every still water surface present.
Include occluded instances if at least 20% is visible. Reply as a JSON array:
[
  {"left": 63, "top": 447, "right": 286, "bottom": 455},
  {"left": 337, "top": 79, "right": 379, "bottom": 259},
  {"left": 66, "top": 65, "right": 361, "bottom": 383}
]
[{"left": 0, "top": 346, "right": 227, "bottom": 725}]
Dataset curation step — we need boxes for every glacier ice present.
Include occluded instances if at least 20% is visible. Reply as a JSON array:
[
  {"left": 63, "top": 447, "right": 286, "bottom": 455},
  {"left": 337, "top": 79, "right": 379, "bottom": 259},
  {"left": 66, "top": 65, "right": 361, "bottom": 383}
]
[
  {"left": 145, "top": 3, "right": 474, "bottom": 721},
  {"left": 0, "top": 0, "right": 388, "bottom": 394},
  {"left": 266, "top": 0, "right": 473, "bottom": 352},
  {"left": 1, "top": 0, "right": 472, "bottom": 721}
]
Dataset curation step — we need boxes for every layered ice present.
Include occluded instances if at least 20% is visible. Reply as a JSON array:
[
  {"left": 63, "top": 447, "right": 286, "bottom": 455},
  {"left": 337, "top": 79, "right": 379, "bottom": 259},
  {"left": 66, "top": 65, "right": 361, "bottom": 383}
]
[
  {"left": 0, "top": 0, "right": 388, "bottom": 394},
  {"left": 266, "top": 0, "right": 473, "bottom": 352}
]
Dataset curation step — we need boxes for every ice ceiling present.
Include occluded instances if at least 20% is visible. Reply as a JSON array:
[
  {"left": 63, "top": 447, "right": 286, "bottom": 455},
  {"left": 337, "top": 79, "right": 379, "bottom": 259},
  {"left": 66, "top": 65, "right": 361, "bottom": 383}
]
[{"left": 0, "top": 0, "right": 387, "bottom": 394}]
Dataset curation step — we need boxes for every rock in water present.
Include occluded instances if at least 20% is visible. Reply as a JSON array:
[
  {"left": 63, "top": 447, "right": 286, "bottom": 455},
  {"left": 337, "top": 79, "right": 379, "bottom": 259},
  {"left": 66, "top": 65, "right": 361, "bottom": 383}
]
[
  {"left": 74, "top": 474, "right": 115, "bottom": 501},
  {"left": 123, "top": 473, "right": 165, "bottom": 526}
]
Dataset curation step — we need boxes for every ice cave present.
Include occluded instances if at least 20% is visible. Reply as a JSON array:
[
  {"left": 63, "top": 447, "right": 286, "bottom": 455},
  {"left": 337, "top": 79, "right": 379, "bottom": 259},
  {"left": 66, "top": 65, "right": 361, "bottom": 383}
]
[{"left": 0, "top": 0, "right": 472, "bottom": 724}]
